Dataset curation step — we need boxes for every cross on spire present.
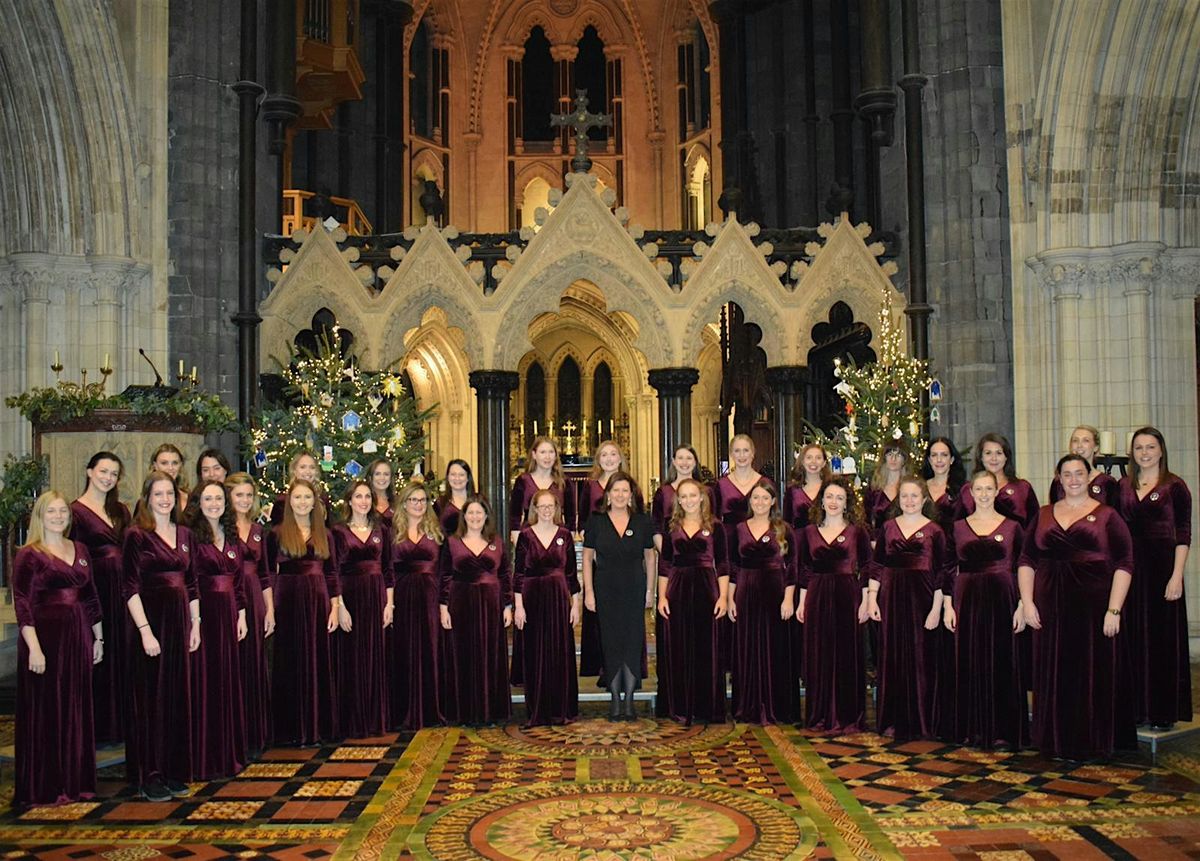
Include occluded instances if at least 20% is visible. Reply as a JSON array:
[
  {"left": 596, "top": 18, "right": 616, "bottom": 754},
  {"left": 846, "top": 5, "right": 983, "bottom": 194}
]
[{"left": 550, "top": 89, "right": 613, "bottom": 174}]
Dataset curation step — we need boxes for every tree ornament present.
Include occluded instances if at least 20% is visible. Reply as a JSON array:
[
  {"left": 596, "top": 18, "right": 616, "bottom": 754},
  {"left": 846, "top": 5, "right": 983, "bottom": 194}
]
[
  {"left": 367, "top": 391, "right": 384, "bottom": 410},
  {"left": 341, "top": 410, "right": 362, "bottom": 432},
  {"left": 319, "top": 392, "right": 334, "bottom": 408}
]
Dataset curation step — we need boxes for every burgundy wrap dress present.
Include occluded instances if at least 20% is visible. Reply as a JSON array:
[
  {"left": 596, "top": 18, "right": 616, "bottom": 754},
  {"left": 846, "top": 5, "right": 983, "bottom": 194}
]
[
  {"left": 863, "top": 488, "right": 897, "bottom": 540},
  {"left": 509, "top": 474, "right": 576, "bottom": 535},
  {"left": 728, "top": 521, "right": 798, "bottom": 724},
  {"left": 797, "top": 524, "right": 872, "bottom": 732},
  {"left": 331, "top": 523, "right": 392, "bottom": 737},
  {"left": 122, "top": 525, "right": 197, "bottom": 786},
  {"left": 658, "top": 524, "right": 728, "bottom": 724},
  {"left": 1118, "top": 476, "right": 1193, "bottom": 726},
  {"left": 435, "top": 498, "right": 462, "bottom": 536},
  {"left": 513, "top": 525, "right": 580, "bottom": 725},
  {"left": 440, "top": 536, "right": 512, "bottom": 724},
  {"left": 1019, "top": 504, "right": 1135, "bottom": 759},
  {"left": 238, "top": 523, "right": 272, "bottom": 753},
  {"left": 69, "top": 501, "right": 128, "bottom": 744},
  {"left": 190, "top": 539, "right": 247, "bottom": 778},
  {"left": 12, "top": 542, "right": 101, "bottom": 808},
  {"left": 873, "top": 518, "right": 950, "bottom": 740},
  {"left": 578, "top": 479, "right": 645, "bottom": 677},
  {"left": 391, "top": 532, "right": 445, "bottom": 729},
  {"left": 268, "top": 534, "right": 340, "bottom": 745},
  {"left": 781, "top": 484, "right": 817, "bottom": 694},
  {"left": 948, "top": 518, "right": 1028, "bottom": 749},
  {"left": 931, "top": 489, "right": 962, "bottom": 527},
  {"left": 1050, "top": 472, "right": 1118, "bottom": 507}
]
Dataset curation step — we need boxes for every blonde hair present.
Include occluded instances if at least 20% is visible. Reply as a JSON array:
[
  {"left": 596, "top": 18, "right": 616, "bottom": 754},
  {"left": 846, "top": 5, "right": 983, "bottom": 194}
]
[
  {"left": 1071, "top": 425, "right": 1101, "bottom": 448},
  {"left": 21, "top": 491, "right": 72, "bottom": 552},
  {"left": 224, "top": 472, "right": 262, "bottom": 522},
  {"left": 589, "top": 441, "right": 629, "bottom": 480},
  {"left": 667, "top": 478, "right": 715, "bottom": 533},
  {"left": 393, "top": 481, "right": 443, "bottom": 543}
]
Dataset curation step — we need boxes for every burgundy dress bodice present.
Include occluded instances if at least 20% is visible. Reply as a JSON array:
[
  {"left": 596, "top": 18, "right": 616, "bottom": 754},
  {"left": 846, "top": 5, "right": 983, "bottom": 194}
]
[
  {"left": 70, "top": 502, "right": 128, "bottom": 564},
  {"left": 122, "top": 525, "right": 199, "bottom": 603},
  {"left": 960, "top": 478, "right": 1039, "bottom": 529},
  {"left": 782, "top": 485, "right": 818, "bottom": 531},
  {"left": 1050, "top": 472, "right": 1119, "bottom": 507},
  {"left": 239, "top": 523, "right": 270, "bottom": 592},
  {"left": 192, "top": 539, "right": 247, "bottom": 608},
  {"left": 435, "top": 498, "right": 463, "bottom": 536},
  {"left": 1117, "top": 475, "right": 1192, "bottom": 546},
  {"left": 509, "top": 474, "right": 575, "bottom": 533},
  {"left": 797, "top": 524, "right": 872, "bottom": 586},
  {"left": 393, "top": 532, "right": 441, "bottom": 577},
  {"left": 13, "top": 542, "right": 101, "bottom": 628},
  {"left": 659, "top": 524, "right": 729, "bottom": 577},
  {"left": 332, "top": 523, "right": 394, "bottom": 586},
  {"left": 729, "top": 521, "right": 796, "bottom": 583},
  {"left": 513, "top": 526, "right": 579, "bottom": 595},
  {"left": 439, "top": 537, "right": 512, "bottom": 605}
]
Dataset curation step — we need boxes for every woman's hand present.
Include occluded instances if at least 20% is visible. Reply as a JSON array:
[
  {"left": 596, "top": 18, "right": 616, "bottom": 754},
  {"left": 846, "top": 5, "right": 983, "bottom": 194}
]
[
  {"left": 1011, "top": 603, "right": 1026, "bottom": 633},
  {"left": 727, "top": 598, "right": 737, "bottom": 623},
  {"left": 1103, "top": 610, "right": 1121, "bottom": 637},
  {"left": 645, "top": 590, "right": 654, "bottom": 610},
  {"left": 383, "top": 603, "right": 394, "bottom": 627},
  {"left": 141, "top": 628, "right": 161, "bottom": 657},
  {"left": 795, "top": 593, "right": 806, "bottom": 624},
  {"left": 93, "top": 638, "right": 104, "bottom": 665},
  {"left": 189, "top": 624, "right": 201, "bottom": 653},
  {"left": 1166, "top": 573, "right": 1184, "bottom": 601},
  {"left": 713, "top": 594, "right": 728, "bottom": 620},
  {"left": 657, "top": 594, "right": 670, "bottom": 618},
  {"left": 503, "top": 606, "right": 514, "bottom": 628},
  {"left": 857, "top": 599, "right": 870, "bottom": 624},
  {"left": 326, "top": 606, "right": 339, "bottom": 633},
  {"left": 440, "top": 605, "right": 452, "bottom": 630},
  {"left": 28, "top": 647, "right": 46, "bottom": 674},
  {"left": 338, "top": 604, "right": 353, "bottom": 632},
  {"left": 1022, "top": 601, "right": 1042, "bottom": 630},
  {"left": 943, "top": 605, "right": 957, "bottom": 633},
  {"left": 569, "top": 598, "right": 581, "bottom": 626},
  {"left": 867, "top": 595, "right": 881, "bottom": 622},
  {"left": 780, "top": 597, "right": 794, "bottom": 621},
  {"left": 923, "top": 604, "right": 941, "bottom": 631},
  {"left": 584, "top": 591, "right": 596, "bottom": 612},
  {"left": 514, "top": 604, "right": 527, "bottom": 630},
  {"left": 237, "top": 614, "right": 249, "bottom": 642},
  {"left": 264, "top": 610, "right": 276, "bottom": 637}
]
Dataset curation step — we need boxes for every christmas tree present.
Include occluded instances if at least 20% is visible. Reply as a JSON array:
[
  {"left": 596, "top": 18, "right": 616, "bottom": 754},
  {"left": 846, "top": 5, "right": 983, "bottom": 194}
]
[
  {"left": 248, "top": 328, "right": 436, "bottom": 509},
  {"left": 805, "top": 292, "right": 936, "bottom": 480}
]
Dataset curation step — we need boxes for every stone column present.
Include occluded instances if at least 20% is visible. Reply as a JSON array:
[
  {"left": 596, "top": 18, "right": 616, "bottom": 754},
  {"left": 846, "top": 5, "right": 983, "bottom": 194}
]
[
  {"left": 470, "top": 370, "right": 519, "bottom": 533},
  {"left": 648, "top": 368, "right": 700, "bottom": 483},
  {"left": 766, "top": 366, "right": 808, "bottom": 485},
  {"left": 708, "top": 0, "right": 763, "bottom": 221}
]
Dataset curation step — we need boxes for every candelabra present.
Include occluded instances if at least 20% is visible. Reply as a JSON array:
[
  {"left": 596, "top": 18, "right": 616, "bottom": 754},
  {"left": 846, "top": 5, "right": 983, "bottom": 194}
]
[{"left": 50, "top": 350, "right": 114, "bottom": 398}]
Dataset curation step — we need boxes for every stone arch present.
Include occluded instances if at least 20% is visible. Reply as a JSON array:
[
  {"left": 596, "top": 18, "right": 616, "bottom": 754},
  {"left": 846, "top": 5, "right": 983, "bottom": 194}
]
[
  {"left": 682, "top": 278, "right": 786, "bottom": 367},
  {"left": 259, "top": 291, "right": 373, "bottom": 372},
  {"left": 380, "top": 285, "right": 486, "bottom": 369},
  {"left": 583, "top": 345, "right": 620, "bottom": 378},
  {"left": 544, "top": 339, "right": 587, "bottom": 377},
  {"left": 500, "top": 1, "right": 563, "bottom": 48},
  {"left": 514, "top": 160, "right": 562, "bottom": 195},
  {"left": 565, "top": 1, "right": 630, "bottom": 47},
  {"left": 792, "top": 279, "right": 896, "bottom": 358},
  {"left": 398, "top": 307, "right": 476, "bottom": 476}
]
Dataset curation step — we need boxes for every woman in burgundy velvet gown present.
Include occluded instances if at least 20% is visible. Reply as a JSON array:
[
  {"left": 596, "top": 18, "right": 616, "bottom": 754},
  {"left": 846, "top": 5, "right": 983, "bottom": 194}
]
[
  {"left": 196, "top": 448, "right": 231, "bottom": 486},
  {"left": 868, "top": 477, "right": 950, "bottom": 741},
  {"left": 796, "top": 478, "right": 872, "bottom": 732},
  {"left": 439, "top": 495, "right": 513, "bottom": 725},
  {"left": 1118, "top": 427, "right": 1192, "bottom": 729},
  {"left": 268, "top": 480, "right": 341, "bottom": 745},
  {"left": 509, "top": 437, "right": 576, "bottom": 543},
  {"left": 513, "top": 489, "right": 581, "bottom": 726},
  {"left": 652, "top": 444, "right": 712, "bottom": 542},
  {"left": 1048, "top": 426, "right": 1119, "bottom": 506},
  {"left": 435, "top": 459, "right": 475, "bottom": 536},
  {"left": 579, "top": 442, "right": 643, "bottom": 679},
  {"left": 657, "top": 479, "right": 729, "bottom": 725},
  {"left": 13, "top": 492, "right": 103, "bottom": 809},
  {"left": 331, "top": 480, "right": 392, "bottom": 738},
  {"left": 959, "top": 433, "right": 1039, "bottom": 528},
  {"left": 583, "top": 473, "right": 657, "bottom": 721},
  {"left": 269, "top": 452, "right": 333, "bottom": 527},
  {"left": 1019, "top": 454, "right": 1135, "bottom": 760},
  {"left": 922, "top": 437, "right": 966, "bottom": 527},
  {"left": 783, "top": 444, "right": 831, "bottom": 531},
  {"left": 943, "top": 472, "right": 1028, "bottom": 749},
  {"left": 367, "top": 459, "right": 396, "bottom": 521},
  {"left": 185, "top": 480, "right": 248, "bottom": 779},
  {"left": 149, "top": 443, "right": 190, "bottom": 514},
  {"left": 863, "top": 442, "right": 911, "bottom": 541},
  {"left": 391, "top": 482, "right": 446, "bottom": 729},
  {"left": 70, "top": 451, "right": 130, "bottom": 745},
  {"left": 123, "top": 471, "right": 200, "bottom": 801},
  {"left": 226, "top": 472, "right": 274, "bottom": 755},
  {"left": 728, "top": 478, "right": 797, "bottom": 724}
]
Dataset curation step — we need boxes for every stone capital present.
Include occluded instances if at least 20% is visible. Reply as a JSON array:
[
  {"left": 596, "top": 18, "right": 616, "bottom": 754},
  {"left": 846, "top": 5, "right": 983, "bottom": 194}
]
[
  {"left": 647, "top": 367, "right": 700, "bottom": 396},
  {"left": 549, "top": 43, "right": 579, "bottom": 62},
  {"left": 469, "top": 369, "right": 520, "bottom": 397},
  {"left": 764, "top": 365, "right": 808, "bottom": 392}
]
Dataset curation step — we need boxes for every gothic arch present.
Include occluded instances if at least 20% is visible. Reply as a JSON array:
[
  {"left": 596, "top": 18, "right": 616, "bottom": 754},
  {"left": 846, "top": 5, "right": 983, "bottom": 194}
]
[
  {"left": 500, "top": 2, "right": 561, "bottom": 47},
  {"left": 545, "top": 340, "right": 586, "bottom": 377},
  {"left": 379, "top": 286, "right": 485, "bottom": 369},
  {"left": 398, "top": 307, "right": 476, "bottom": 476},
  {"left": 681, "top": 278, "right": 786, "bottom": 367},
  {"left": 260, "top": 291, "right": 373, "bottom": 370}
]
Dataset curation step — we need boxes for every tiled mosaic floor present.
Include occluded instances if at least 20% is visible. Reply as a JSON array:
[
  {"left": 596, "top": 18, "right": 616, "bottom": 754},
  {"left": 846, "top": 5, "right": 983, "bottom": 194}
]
[{"left": 0, "top": 691, "right": 1199, "bottom": 857}]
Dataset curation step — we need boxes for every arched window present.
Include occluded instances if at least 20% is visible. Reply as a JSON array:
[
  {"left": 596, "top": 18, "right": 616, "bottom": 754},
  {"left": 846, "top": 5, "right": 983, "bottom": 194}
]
[
  {"left": 593, "top": 361, "right": 613, "bottom": 423},
  {"left": 807, "top": 302, "right": 875, "bottom": 434},
  {"left": 556, "top": 356, "right": 581, "bottom": 423},
  {"left": 521, "top": 27, "right": 555, "bottom": 142},
  {"left": 574, "top": 26, "right": 607, "bottom": 143},
  {"left": 525, "top": 361, "right": 546, "bottom": 440},
  {"left": 520, "top": 176, "right": 552, "bottom": 228}
]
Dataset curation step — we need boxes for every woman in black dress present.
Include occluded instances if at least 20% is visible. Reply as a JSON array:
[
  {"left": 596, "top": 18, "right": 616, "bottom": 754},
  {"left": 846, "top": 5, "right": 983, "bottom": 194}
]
[{"left": 582, "top": 471, "right": 656, "bottom": 721}]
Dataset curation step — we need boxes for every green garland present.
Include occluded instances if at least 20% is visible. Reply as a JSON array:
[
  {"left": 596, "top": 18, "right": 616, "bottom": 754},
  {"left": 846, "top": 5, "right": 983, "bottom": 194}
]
[
  {"left": 5, "top": 385, "right": 238, "bottom": 434},
  {"left": 0, "top": 454, "right": 49, "bottom": 541}
]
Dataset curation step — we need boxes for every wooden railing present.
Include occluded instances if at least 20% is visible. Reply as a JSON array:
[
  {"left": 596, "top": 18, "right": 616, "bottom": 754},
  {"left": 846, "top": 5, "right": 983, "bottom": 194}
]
[{"left": 282, "top": 190, "right": 373, "bottom": 236}]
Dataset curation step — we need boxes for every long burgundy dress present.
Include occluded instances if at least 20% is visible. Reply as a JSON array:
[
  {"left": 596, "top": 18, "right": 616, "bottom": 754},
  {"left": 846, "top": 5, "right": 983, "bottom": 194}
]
[
  {"left": 959, "top": 478, "right": 1039, "bottom": 528},
  {"left": 658, "top": 524, "right": 728, "bottom": 724},
  {"left": 268, "top": 534, "right": 340, "bottom": 745},
  {"left": 1019, "top": 504, "right": 1135, "bottom": 759},
  {"left": 949, "top": 518, "right": 1028, "bottom": 749},
  {"left": 930, "top": 488, "right": 963, "bottom": 738},
  {"left": 331, "top": 523, "right": 392, "bottom": 738},
  {"left": 715, "top": 476, "right": 769, "bottom": 679},
  {"left": 69, "top": 502, "right": 128, "bottom": 745},
  {"left": 122, "top": 525, "right": 196, "bottom": 786},
  {"left": 440, "top": 536, "right": 512, "bottom": 724},
  {"left": 509, "top": 474, "right": 576, "bottom": 535},
  {"left": 190, "top": 539, "right": 247, "bottom": 778},
  {"left": 797, "top": 524, "right": 872, "bottom": 732},
  {"left": 1050, "top": 472, "right": 1118, "bottom": 506},
  {"left": 931, "top": 489, "right": 963, "bottom": 527},
  {"left": 873, "top": 518, "right": 949, "bottom": 740},
  {"left": 728, "top": 521, "right": 798, "bottom": 724},
  {"left": 1118, "top": 475, "right": 1193, "bottom": 726},
  {"left": 238, "top": 523, "right": 271, "bottom": 754},
  {"left": 578, "top": 479, "right": 645, "bottom": 677},
  {"left": 391, "top": 532, "right": 445, "bottom": 729},
  {"left": 13, "top": 542, "right": 101, "bottom": 808},
  {"left": 781, "top": 484, "right": 817, "bottom": 698},
  {"left": 513, "top": 525, "right": 580, "bottom": 725}
]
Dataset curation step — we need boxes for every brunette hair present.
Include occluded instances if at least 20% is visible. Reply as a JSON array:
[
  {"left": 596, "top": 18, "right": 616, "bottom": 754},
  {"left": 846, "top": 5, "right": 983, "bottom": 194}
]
[
  {"left": 274, "top": 479, "right": 331, "bottom": 559},
  {"left": 589, "top": 441, "right": 630, "bottom": 481},
  {"left": 224, "top": 472, "right": 263, "bottom": 522},
  {"left": 526, "top": 488, "right": 565, "bottom": 527},
  {"left": 748, "top": 476, "right": 789, "bottom": 556},
  {"left": 809, "top": 476, "right": 862, "bottom": 526},
  {"left": 1128, "top": 426, "right": 1175, "bottom": 484},
  {"left": 973, "top": 433, "right": 1017, "bottom": 480},
  {"left": 665, "top": 444, "right": 701, "bottom": 484},
  {"left": 453, "top": 494, "right": 498, "bottom": 541},
  {"left": 149, "top": 443, "right": 188, "bottom": 492},
  {"left": 82, "top": 451, "right": 130, "bottom": 535},
  {"left": 195, "top": 448, "right": 233, "bottom": 484},
  {"left": 921, "top": 436, "right": 967, "bottom": 494},
  {"left": 1055, "top": 453, "right": 1092, "bottom": 477},
  {"left": 870, "top": 439, "right": 911, "bottom": 490},
  {"left": 341, "top": 479, "right": 379, "bottom": 526},
  {"left": 133, "top": 470, "right": 179, "bottom": 530},
  {"left": 789, "top": 443, "right": 832, "bottom": 486},
  {"left": 667, "top": 477, "right": 715, "bottom": 533},
  {"left": 394, "top": 482, "right": 443, "bottom": 543},
  {"left": 436, "top": 459, "right": 477, "bottom": 510},
  {"left": 22, "top": 490, "right": 72, "bottom": 552},
  {"left": 365, "top": 459, "right": 396, "bottom": 509},
  {"left": 523, "top": 436, "right": 566, "bottom": 491},
  {"left": 184, "top": 479, "right": 237, "bottom": 546},
  {"left": 601, "top": 470, "right": 637, "bottom": 512},
  {"left": 887, "top": 476, "right": 939, "bottom": 520}
]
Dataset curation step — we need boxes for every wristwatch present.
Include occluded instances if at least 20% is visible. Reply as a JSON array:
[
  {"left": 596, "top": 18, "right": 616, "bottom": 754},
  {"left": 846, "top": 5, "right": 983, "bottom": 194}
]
[{"left": 1107, "top": 608, "right": 1121, "bottom": 616}]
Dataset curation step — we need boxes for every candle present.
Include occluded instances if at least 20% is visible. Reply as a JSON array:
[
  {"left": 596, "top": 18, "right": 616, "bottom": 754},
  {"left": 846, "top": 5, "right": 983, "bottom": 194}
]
[
  {"left": 54, "top": 350, "right": 60, "bottom": 366},
  {"left": 1099, "top": 430, "right": 1115, "bottom": 455},
  {"left": 103, "top": 352, "right": 110, "bottom": 369},
  {"left": 179, "top": 359, "right": 185, "bottom": 376},
  {"left": 533, "top": 420, "right": 538, "bottom": 436},
  {"left": 597, "top": 420, "right": 602, "bottom": 437},
  {"left": 609, "top": 419, "right": 614, "bottom": 436},
  {"left": 190, "top": 366, "right": 197, "bottom": 382}
]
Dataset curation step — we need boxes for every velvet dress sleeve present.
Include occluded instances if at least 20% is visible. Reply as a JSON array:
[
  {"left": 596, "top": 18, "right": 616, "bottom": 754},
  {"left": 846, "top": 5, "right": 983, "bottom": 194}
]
[
  {"left": 658, "top": 527, "right": 674, "bottom": 581},
  {"left": 563, "top": 528, "right": 580, "bottom": 595},
  {"left": 12, "top": 548, "right": 39, "bottom": 629},
  {"left": 712, "top": 522, "right": 730, "bottom": 580},
  {"left": 438, "top": 539, "right": 454, "bottom": 604},
  {"left": 1017, "top": 514, "right": 1042, "bottom": 570},
  {"left": 508, "top": 475, "right": 529, "bottom": 534},
  {"left": 512, "top": 530, "right": 529, "bottom": 597},
  {"left": 232, "top": 541, "right": 248, "bottom": 610},
  {"left": 499, "top": 541, "right": 513, "bottom": 608},
  {"left": 179, "top": 526, "right": 199, "bottom": 603},
  {"left": 323, "top": 533, "right": 341, "bottom": 598},
  {"left": 380, "top": 524, "right": 395, "bottom": 589},
  {"left": 76, "top": 542, "right": 103, "bottom": 625},
  {"left": 121, "top": 528, "right": 145, "bottom": 602},
  {"left": 1171, "top": 479, "right": 1193, "bottom": 547},
  {"left": 796, "top": 527, "right": 812, "bottom": 590},
  {"left": 854, "top": 525, "right": 874, "bottom": 586},
  {"left": 783, "top": 524, "right": 799, "bottom": 587},
  {"left": 1105, "top": 508, "right": 1135, "bottom": 574},
  {"left": 1018, "top": 481, "right": 1041, "bottom": 529}
]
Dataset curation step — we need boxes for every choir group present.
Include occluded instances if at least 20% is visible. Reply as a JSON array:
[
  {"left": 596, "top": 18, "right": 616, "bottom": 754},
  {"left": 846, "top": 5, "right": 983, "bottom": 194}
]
[{"left": 10, "top": 425, "right": 1192, "bottom": 809}]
